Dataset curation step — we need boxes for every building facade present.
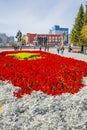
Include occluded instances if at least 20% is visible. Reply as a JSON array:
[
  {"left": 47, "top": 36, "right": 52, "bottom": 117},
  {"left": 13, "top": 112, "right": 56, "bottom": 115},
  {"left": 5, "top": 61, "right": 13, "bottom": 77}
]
[
  {"left": 26, "top": 33, "right": 64, "bottom": 46},
  {"left": 9, "top": 36, "right": 14, "bottom": 43},
  {"left": 49, "top": 25, "right": 69, "bottom": 45},
  {"left": 0, "top": 33, "right": 8, "bottom": 46}
]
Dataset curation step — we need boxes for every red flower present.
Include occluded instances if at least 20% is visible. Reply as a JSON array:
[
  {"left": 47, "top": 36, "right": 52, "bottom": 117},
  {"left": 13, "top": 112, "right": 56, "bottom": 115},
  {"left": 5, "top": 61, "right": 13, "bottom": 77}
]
[{"left": 0, "top": 50, "right": 87, "bottom": 98}]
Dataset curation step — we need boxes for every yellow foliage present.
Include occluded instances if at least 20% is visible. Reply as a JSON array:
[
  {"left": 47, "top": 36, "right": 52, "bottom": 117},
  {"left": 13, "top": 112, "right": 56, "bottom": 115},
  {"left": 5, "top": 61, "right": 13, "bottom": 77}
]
[
  {"left": 0, "top": 106, "right": 3, "bottom": 111},
  {"left": 81, "top": 25, "right": 87, "bottom": 40}
]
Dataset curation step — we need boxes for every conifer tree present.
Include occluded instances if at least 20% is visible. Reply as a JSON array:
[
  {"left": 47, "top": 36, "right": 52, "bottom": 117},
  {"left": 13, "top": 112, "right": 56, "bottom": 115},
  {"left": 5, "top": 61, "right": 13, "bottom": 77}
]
[
  {"left": 81, "top": 25, "right": 87, "bottom": 40},
  {"left": 81, "top": 2, "right": 87, "bottom": 46},
  {"left": 71, "top": 4, "right": 84, "bottom": 46},
  {"left": 84, "top": 2, "right": 87, "bottom": 25}
]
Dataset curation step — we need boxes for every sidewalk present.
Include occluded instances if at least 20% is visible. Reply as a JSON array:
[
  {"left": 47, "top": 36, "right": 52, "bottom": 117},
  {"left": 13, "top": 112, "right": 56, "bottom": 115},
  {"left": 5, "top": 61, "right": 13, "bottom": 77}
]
[
  {"left": 0, "top": 47, "right": 87, "bottom": 62},
  {"left": 49, "top": 47, "right": 87, "bottom": 62}
]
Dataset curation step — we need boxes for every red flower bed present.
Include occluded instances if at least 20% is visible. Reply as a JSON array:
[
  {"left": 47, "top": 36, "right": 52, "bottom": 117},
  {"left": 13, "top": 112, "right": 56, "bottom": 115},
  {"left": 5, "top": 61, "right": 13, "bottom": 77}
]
[{"left": 0, "top": 50, "right": 87, "bottom": 98}]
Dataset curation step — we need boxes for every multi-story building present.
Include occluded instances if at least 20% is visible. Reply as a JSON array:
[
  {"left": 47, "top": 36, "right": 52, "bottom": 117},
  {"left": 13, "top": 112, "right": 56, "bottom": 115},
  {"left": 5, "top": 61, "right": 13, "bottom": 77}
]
[
  {"left": 0, "top": 33, "right": 15, "bottom": 46},
  {"left": 49, "top": 25, "right": 69, "bottom": 45},
  {"left": 26, "top": 33, "right": 64, "bottom": 46},
  {"left": 7, "top": 36, "right": 15, "bottom": 46},
  {"left": 9, "top": 36, "right": 14, "bottom": 43},
  {"left": 0, "top": 33, "right": 8, "bottom": 46}
]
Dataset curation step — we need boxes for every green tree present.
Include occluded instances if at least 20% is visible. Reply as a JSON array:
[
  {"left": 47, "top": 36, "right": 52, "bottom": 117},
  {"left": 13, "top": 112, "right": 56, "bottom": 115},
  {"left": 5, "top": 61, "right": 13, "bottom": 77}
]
[
  {"left": 71, "top": 4, "right": 84, "bottom": 46},
  {"left": 84, "top": 11, "right": 87, "bottom": 24},
  {"left": 81, "top": 3, "right": 87, "bottom": 46},
  {"left": 84, "top": 3, "right": 87, "bottom": 25}
]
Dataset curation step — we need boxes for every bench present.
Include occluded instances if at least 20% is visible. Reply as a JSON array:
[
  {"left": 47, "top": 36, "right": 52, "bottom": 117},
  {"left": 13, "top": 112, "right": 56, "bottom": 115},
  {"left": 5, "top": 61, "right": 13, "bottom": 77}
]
[
  {"left": 72, "top": 46, "right": 81, "bottom": 53},
  {"left": 72, "top": 48, "right": 81, "bottom": 53}
]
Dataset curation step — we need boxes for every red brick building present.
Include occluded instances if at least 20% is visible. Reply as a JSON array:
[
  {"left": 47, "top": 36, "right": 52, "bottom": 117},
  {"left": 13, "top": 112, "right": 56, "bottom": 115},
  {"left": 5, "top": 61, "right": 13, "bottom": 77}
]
[{"left": 26, "top": 33, "right": 64, "bottom": 46}]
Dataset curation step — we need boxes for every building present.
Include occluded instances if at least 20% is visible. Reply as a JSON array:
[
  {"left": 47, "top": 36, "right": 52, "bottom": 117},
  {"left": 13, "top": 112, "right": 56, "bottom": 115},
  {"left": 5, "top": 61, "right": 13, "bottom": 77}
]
[
  {"left": 9, "top": 36, "right": 14, "bottom": 43},
  {"left": 49, "top": 25, "right": 69, "bottom": 45},
  {"left": 6, "top": 36, "right": 15, "bottom": 46},
  {"left": 26, "top": 33, "right": 64, "bottom": 46},
  {"left": 0, "top": 33, "right": 15, "bottom": 46},
  {"left": 0, "top": 33, "right": 8, "bottom": 46}
]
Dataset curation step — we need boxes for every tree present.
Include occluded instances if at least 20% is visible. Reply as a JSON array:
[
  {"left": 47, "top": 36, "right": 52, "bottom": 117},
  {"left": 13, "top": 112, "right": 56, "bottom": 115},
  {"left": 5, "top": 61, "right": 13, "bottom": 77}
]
[
  {"left": 21, "top": 37, "right": 26, "bottom": 45},
  {"left": 81, "top": 25, "right": 87, "bottom": 39},
  {"left": 84, "top": 11, "right": 87, "bottom": 24},
  {"left": 84, "top": 3, "right": 87, "bottom": 25},
  {"left": 81, "top": 2, "right": 87, "bottom": 46},
  {"left": 71, "top": 4, "right": 84, "bottom": 46}
]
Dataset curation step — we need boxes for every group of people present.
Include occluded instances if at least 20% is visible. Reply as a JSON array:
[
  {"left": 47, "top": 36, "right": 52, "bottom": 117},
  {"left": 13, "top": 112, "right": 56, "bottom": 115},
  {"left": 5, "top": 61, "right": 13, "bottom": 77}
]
[
  {"left": 39, "top": 44, "right": 49, "bottom": 52},
  {"left": 56, "top": 44, "right": 64, "bottom": 55},
  {"left": 37, "top": 36, "right": 49, "bottom": 52}
]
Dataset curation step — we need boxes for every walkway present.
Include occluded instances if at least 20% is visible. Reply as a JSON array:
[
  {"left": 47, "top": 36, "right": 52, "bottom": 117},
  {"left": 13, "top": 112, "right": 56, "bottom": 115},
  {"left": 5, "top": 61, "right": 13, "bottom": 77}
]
[
  {"left": 0, "top": 47, "right": 87, "bottom": 62},
  {"left": 49, "top": 47, "right": 87, "bottom": 62}
]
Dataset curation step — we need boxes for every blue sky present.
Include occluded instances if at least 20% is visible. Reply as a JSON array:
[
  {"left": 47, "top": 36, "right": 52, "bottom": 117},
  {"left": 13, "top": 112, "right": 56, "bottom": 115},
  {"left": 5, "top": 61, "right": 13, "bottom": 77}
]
[{"left": 0, "top": 0, "right": 86, "bottom": 36}]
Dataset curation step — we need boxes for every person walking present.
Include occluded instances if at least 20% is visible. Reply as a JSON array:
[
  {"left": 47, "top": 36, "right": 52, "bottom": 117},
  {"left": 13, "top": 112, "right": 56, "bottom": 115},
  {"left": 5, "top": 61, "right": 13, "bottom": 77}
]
[
  {"left": 68, "top": 44, "right": 72, "bottom": 52},
  {"left": 47, "top": 44, "right": 49, "bottom": 52},
  {"left": 39, "top": 44, "right": 42, "bottom": 51},
  {"left": 60, "top": 45, "right": 64, "bottom": 55},
  {"left": 57, "top": 45, "right": 60, "bottom": 54},
  {"left": 55, "top": 44, "right": 60, "bottom": 54}
]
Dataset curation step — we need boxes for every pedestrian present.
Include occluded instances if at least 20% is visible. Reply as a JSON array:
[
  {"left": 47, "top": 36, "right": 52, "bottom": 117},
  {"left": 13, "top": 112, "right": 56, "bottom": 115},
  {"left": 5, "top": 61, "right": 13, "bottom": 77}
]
[
  {"left": 44, "top": 36, "right": 48, "bottom": 51},
  {"left": 44, "top": 44, "right": 47, "bottom": 51},
  {"left": 55, "top": 45, "right": 60, "bottom": 54},
  {"left": 47, "top": 44, "right": 49, "bottom": 52},
  {"left": 60, "top": 45, "right": 64, "bottom": 54},
  {"left": 57, "top": 45, "right": 60, "bottom": 54},
  {"left": 39, "top": 44, "right": 42, "bottom": 51},
  {"left": 68, "top": 44, "right": 72, "bottom": 52}
]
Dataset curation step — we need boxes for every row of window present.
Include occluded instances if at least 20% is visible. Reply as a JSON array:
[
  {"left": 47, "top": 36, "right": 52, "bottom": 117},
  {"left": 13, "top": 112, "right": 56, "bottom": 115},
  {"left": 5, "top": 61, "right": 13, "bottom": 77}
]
[{"left": 48, "top": 36, "right": 63, "bottom": 43}]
